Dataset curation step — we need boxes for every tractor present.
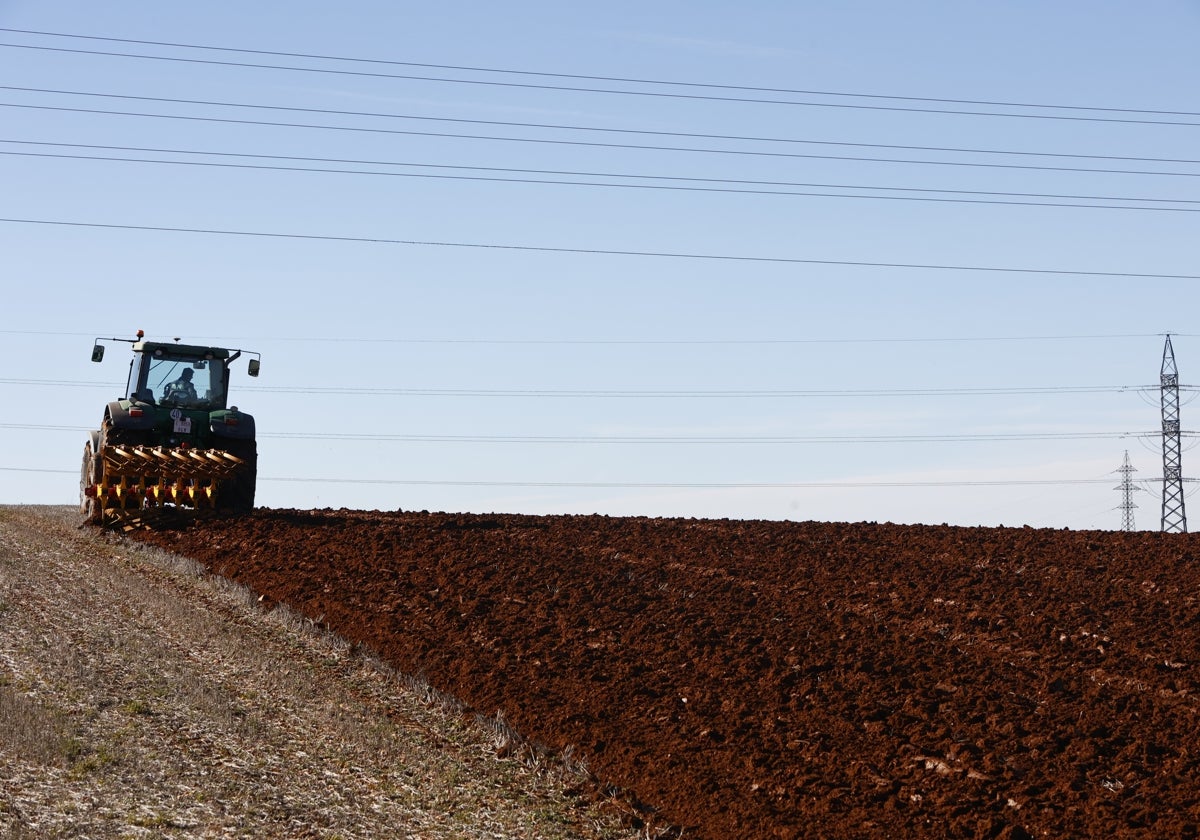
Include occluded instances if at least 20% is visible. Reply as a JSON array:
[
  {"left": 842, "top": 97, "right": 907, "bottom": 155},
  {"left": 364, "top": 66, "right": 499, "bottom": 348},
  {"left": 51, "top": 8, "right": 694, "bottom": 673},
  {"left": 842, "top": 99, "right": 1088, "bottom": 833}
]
[{"left": 81, "top": 330, "right": 261, "bottom": 525}]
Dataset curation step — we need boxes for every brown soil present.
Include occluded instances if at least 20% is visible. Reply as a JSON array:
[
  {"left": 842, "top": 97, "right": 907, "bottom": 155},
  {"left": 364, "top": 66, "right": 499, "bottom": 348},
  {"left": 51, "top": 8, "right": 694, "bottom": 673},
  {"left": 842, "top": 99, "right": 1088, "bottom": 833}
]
[{"left": 130, "top": 510, "right": 1200, "bottom": 839}]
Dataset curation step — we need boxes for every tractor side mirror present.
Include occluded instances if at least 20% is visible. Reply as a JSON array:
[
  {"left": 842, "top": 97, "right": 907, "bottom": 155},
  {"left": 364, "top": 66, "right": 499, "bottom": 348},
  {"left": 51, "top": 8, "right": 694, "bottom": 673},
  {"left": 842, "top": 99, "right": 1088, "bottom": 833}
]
[
  {"left": 91, "top": 344, "right": 105, "bottom": 363},
  {"left": 247, "top": 359, "right": 260, "bottom": 377}
]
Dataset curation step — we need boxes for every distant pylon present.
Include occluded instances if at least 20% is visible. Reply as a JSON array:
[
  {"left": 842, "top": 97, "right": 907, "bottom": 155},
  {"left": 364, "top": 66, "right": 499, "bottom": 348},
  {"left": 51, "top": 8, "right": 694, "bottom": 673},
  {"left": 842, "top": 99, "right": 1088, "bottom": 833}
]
[
  {"left": 1160, "top": 334, "right": 1187, "bottom": 533},
  {"left": 1115, "top": 450, "right": 1137, "bottom": 531}
]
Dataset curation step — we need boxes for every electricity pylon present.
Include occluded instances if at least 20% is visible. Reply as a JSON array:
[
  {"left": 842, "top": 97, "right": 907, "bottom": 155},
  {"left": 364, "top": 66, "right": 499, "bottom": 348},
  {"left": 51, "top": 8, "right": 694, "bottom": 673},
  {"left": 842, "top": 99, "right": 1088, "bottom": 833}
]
[
  {"left": 1160, "top": 334, "right": 1186, "bottom": 533},
  {"left": 1115, "top": 451, "right": 1138, "bottom": 531}
]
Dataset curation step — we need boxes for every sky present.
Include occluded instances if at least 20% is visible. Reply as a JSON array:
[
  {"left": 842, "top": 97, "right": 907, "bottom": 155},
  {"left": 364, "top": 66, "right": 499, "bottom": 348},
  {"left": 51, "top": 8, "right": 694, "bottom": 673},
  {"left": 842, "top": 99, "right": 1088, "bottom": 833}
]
[{"left": 2, "top": 1, "right": 1199, "bottom": 530}]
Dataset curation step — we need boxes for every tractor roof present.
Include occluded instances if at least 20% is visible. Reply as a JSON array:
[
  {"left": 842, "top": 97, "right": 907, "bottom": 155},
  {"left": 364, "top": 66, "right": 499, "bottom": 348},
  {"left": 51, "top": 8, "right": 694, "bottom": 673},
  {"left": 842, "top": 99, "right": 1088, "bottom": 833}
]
[{"left": 134, "top": 340, "right": 232, "bottom": 360}]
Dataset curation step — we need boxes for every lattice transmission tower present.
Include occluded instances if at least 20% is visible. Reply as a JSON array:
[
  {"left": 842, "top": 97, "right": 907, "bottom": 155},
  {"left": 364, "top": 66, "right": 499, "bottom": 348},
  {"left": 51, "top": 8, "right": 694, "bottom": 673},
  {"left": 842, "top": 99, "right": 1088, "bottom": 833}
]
[
  {"left": 1160, "top": 334, "right": 1187, "bottom": 533},
  {"left": 1115, "top": 451, "right": 1138, "bottom": 531}
]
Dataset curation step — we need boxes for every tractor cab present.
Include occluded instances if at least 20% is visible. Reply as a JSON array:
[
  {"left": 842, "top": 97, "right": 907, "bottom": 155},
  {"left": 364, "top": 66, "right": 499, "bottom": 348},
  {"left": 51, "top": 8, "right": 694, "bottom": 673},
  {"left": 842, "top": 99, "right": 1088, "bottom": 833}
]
[
  {"left": 91, "top": 332, "right": 261, "bottom": 412},
  {"left": 127, "top": 342, "right": 233, "bottom": 411}
]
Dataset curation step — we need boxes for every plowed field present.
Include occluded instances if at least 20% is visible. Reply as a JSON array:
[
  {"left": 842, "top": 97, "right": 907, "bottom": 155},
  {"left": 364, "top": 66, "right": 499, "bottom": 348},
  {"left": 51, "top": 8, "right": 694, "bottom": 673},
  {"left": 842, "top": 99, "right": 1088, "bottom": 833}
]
[{"left": 130, "top": 510, "right": 1200, "bottom": 839}]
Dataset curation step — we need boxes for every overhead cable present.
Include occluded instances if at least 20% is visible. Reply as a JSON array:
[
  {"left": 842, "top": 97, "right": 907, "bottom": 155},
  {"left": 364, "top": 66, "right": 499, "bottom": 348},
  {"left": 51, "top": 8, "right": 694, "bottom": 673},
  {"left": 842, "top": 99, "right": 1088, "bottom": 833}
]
[
  {"left": 3, "top": 217, "right": 1198, "bottom": 280},
  {"left": 0, "top": 383, "right": 1156, "bottom": 398},
  {"left": 262, "top": 431, "right": 1147, "bottom": 444},
  {"left": 0, "top": 424, "right": 1153, "bottom": 444},
  {"left": 238, "top": 477, "right": 1125, "bottom": 488},
  {"left": 6, "top": 86, "right": 1200, "bottom": 175},
  {"left": 6, "top": 143, "right": 1199, "bottom": 212},
  {"left": 0, "top": 329, "right": 1171, "bottom": 345},
  {"left": 0, "top": 465, "right": 1126, "bottom": 488},
  {"left": 4, "top": 29, "right": 1198, "bottom": 119},
  {"left": 2, "top": 35, "right": 1199, "bottom": 126},
  {"left": 7, "top": 101, "right": 1200, "bottom": 180}
]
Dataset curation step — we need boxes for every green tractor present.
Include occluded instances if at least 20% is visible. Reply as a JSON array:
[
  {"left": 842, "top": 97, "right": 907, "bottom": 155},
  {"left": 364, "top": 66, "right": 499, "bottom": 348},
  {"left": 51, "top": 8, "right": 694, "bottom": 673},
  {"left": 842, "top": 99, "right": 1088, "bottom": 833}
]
[{"left": 81, "top": 330, "right": 261, "bottom": 525}]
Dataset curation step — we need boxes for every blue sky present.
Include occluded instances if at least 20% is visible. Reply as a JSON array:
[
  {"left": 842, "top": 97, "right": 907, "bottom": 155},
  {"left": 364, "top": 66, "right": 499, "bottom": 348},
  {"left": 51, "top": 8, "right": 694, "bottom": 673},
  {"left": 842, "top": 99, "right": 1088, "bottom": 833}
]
[{"left": 2, "top": 1, "right": 1198, "bottom": 529}]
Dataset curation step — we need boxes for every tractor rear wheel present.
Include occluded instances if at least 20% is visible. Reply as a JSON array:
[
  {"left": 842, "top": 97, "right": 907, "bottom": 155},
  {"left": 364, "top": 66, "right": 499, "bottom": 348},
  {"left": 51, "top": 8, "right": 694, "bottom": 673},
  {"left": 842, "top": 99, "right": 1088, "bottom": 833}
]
[
  {"left": 80, "top": 438, "right": 102, "bottom": 525},
  {"left": 217, "top": 439, "right": 257, "bottom": 514}
]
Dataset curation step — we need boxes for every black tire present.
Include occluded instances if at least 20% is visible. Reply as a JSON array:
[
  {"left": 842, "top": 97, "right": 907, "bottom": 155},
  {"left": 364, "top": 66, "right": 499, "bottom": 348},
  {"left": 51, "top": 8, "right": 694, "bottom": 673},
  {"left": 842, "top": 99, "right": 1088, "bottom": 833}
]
[
  {"left": 217, "top": 439, "right": 257, "bottom": 514},
  {"left": 99, "top": 419, "right": 140, "bottom": 449},
  {"left": 80, "top": 438, "right": 103, "bottom": 525}
]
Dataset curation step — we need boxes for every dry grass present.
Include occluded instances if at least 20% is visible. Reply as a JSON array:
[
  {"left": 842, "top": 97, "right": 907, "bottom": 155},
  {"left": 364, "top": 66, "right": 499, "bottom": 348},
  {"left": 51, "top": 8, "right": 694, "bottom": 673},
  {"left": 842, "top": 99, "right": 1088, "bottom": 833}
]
[{"left": 0, "top": 505, "right": 639, "bottom": 839}]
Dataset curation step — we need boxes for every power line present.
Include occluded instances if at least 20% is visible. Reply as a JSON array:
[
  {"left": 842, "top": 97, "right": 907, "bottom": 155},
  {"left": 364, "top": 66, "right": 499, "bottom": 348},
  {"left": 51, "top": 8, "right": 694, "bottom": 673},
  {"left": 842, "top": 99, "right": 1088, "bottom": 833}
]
[
  {"left": 9, "top": 100, "right": 1200, "bottom": 182},
  {"left": 0, "top": 423, "right": 1151, "bottom": 444},
  {"left": 3, "top": 33, "right": 1200, "bottom": 126},
  {"left": 0, "top": 326, "right": 1180, "bottom": 345},
  {"left": 4, "top": 29, "right": 1192, "bottom": 116},
  {"left": 0, "top": 330, "right": 1172, "bottom": 345},
  {"left": 0, "top": 379, "right": 112, "bottom": 387},
  {"left": 7, "top": 86, "right": 1200, "bottom": 175},
  {"left": 247, "top": 385, "right": 1150, "bottom": 399},
  {"left": 267, "top": 431, "right": 1151, "bottom": 444},
  {"left": 0, "top": 380, "right": 1153, "bottom": 396},
  {"left": 0, "top": 465, "right": 1124, "bottom": 488},
  {"left": 194, "top": 334, "right": 1183, "bottom": 347},
  {"left": 4, "top": 217, "right": 1199, "bottom": 280},
  {"left": 8, "top": 143, "right": 1200, "bottom": 212},
  {"left": 261, "top": 477, "right": 1124, "bottom": 489}
]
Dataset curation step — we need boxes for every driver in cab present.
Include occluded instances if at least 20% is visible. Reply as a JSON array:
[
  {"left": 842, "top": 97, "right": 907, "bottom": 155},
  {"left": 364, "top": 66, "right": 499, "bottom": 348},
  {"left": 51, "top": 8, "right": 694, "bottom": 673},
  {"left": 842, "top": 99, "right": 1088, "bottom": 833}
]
[{"left": 164, "top": 368, "right": 198, "bottom": 405}]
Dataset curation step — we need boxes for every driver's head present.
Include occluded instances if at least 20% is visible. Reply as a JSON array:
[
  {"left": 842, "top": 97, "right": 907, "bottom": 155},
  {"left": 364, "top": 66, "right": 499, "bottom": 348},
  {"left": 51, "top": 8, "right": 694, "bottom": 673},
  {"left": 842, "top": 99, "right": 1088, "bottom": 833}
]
[{"left": 181, "top": 368, "right": 194, "bottom": 380}]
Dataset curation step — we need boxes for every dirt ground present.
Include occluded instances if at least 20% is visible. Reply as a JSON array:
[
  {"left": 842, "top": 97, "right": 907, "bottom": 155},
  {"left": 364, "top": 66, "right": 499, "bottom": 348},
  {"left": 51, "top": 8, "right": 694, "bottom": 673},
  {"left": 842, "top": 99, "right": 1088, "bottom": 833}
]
[{"left": 131, "top": 509, "right": 1200, "bottom": 839}]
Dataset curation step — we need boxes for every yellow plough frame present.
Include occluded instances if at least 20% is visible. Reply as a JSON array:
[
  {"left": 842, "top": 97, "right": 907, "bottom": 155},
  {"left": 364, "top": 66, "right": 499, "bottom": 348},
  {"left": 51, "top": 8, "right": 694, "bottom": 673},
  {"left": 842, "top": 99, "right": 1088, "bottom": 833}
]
[{"left": 86, "top": 444, "right": 247, "bottom": 525}]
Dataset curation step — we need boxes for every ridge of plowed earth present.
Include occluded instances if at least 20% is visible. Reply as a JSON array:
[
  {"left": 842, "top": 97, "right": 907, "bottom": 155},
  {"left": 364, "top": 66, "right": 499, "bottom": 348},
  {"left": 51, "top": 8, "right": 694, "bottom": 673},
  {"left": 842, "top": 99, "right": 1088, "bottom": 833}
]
[
  {"left": 128, "top": 508, "right": 1200, "bottom": 839},
  {"left": 0, "top": 506, "right": 640, "bottom": 839}
]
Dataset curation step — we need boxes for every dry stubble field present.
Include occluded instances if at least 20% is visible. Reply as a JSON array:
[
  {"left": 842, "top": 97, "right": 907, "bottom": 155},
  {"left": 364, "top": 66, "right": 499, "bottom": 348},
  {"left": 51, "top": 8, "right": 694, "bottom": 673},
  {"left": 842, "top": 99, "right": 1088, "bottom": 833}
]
[{"left": 0, "top": 506, "right": 641, "bottom": 840}]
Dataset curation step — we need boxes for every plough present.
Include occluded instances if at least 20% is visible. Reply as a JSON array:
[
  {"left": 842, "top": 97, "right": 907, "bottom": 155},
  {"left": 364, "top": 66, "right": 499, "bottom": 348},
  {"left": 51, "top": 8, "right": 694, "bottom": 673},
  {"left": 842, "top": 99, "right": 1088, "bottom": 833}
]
[{"left": 84, "top": 445, "right": 248, "bottom": 519}]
